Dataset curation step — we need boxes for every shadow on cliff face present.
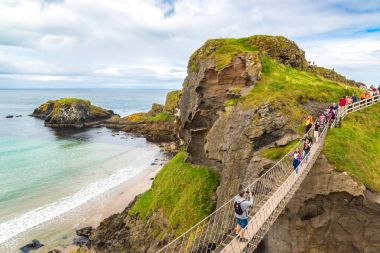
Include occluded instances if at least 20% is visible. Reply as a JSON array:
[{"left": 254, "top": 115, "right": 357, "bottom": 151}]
[{"left": 298, "top": 198, "right": 325, "bottom": 221}]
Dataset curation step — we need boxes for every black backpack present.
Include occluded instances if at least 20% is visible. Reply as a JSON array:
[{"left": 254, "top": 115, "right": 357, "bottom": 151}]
[{"left": 234, "top": 201, "right": 244, "bottom": 215}]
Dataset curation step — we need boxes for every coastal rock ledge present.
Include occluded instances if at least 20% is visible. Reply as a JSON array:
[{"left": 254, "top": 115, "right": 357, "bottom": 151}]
[{"left": 32, "top": 98, "right": 115, "bottom": 128}]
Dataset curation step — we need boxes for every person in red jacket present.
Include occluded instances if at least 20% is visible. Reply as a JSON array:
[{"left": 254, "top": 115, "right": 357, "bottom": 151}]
[{"left": 338, "top": 96, "right": 347, "bottom": 109}]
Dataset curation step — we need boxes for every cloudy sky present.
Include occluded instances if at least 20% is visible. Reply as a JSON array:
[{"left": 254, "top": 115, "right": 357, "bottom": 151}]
[{"left": 0, "top": 0, "right": 379, "bottom": 89}]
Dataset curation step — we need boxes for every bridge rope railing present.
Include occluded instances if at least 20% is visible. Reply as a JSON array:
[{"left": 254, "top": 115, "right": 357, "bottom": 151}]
[{"left": 156, "top": 94, "right": 380, "bottom": 253}]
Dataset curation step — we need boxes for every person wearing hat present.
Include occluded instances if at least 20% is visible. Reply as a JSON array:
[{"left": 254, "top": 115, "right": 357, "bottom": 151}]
[{"left": 234, "top": 190, "right": 254, "bottom": 242}]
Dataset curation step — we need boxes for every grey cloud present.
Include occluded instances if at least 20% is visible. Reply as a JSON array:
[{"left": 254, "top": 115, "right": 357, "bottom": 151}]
[{"left": 0, "top": 0, "right": 379, "bottom": 88}]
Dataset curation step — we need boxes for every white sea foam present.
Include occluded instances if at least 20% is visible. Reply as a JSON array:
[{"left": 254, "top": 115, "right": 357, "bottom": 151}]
[{"left": 0, "top": 147, "right": 160, "bottom": 245}]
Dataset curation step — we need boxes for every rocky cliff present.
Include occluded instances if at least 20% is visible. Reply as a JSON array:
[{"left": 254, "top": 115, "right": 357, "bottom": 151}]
[
  {"left": 89, "top": 35, "right": 380, "bottom": 253},
  {"left": 32, "top": 98, "right": 115, "bottom": 128}
]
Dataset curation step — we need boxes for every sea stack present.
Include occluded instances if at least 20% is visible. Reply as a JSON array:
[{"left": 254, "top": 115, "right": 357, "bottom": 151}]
[{"left": 32, "top": 98, "right": 115, "bottom": 128}]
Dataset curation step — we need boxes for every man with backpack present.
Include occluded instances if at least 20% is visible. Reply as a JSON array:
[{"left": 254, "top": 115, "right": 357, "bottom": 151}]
[{"left": 234, "top": 190, "right": 254, "bottom": 242}]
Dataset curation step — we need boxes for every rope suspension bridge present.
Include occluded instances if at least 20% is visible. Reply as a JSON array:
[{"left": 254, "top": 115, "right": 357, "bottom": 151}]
[{"left": 157, "top": 94, "right": 380, "bottom": 253}]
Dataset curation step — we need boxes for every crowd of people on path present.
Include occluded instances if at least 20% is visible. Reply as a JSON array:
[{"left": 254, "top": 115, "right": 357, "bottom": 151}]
[
  {"left": 292, "top": 84, "right": 380, "bottom": 175},
  {"left": 233, "top": 85, "right": 380, "bottom": 243},
  {"left": 360, "top": 85, "right": 380, "bottom": 100}
]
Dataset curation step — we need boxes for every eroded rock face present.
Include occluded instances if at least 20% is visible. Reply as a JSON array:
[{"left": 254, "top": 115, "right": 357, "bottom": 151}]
[
  {"left": 90, "top": 201, "right": 170, "bottom": 253},
  {"left": 262, "top": 155, "right": 380, "bottom": 253},
  {"left": 249, "top": 35, "right": 308, "bottom": 70},
  {"left": 179, "top": 49, "right": 301, "bottom": 205},
  {"left": 205, "top": 102, "right": 295, "bottom": 204},
  {"left": 179, "top": 53, "right": 262, "bottom": 167}
]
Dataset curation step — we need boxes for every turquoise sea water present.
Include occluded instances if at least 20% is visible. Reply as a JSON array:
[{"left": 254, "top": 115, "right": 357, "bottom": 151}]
[{"left": 0, "top": 89, "right": 170, "bottom": 251}]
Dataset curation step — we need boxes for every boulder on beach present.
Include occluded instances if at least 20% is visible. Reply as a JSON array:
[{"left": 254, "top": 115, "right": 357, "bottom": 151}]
[
  {"left": 31, "top": 98, "right": 116, "bottom": 128},
  {"left": 19, "top": 240, "right": 44, "bottom": 253},
  {"left": 76, "top": 226, "right": 93, "bottom": 237},
  {"left": 73, "top": 236, "right": 91, "bottom": 247},
  {"left": 5, "top": 115, "right": 13, "bottom": 118}
]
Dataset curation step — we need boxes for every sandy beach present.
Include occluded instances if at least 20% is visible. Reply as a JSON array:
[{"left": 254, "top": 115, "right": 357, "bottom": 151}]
[{"left": 10, "top": 158, "right": 167, "bottom": 253}]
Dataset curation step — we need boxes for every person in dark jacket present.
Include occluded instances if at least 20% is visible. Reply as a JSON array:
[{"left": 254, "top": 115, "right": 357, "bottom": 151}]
[{"left": 352, "top": 94, "right": 358, "bottom": 103}]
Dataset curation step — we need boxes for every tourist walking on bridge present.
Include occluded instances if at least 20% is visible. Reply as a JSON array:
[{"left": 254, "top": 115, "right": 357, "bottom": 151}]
[
  {"left": 304, "top": 114, "right": 313, "bottom": 133},
  {"left": 314, "top": 120, "right": 321, "bottom": 142},
  {"left": 234, "top": 190, "right": 254, "bottom": 242},
  {"left": 291, "top": 148, "right": 302, "bottom": 175},
  {"left": 339, "top": 96, "right": 347, "bottom": 109},
  {"left": 302, "top": 138, "right": 312, "bottom": 159}
]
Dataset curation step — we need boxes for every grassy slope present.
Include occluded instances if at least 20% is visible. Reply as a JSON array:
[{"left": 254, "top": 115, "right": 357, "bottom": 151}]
[
  {"left": 130, "top": 152, "right": 219, "bottom": 236},
  {"left": 239, "top": 57, "right": 359, "bottom": 132},
  {"left": 324, "top": 104, "right": 380, "bottom": 192}
]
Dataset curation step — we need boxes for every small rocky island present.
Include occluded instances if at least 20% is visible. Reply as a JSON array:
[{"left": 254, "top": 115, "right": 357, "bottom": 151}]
[
  {"left": 32, "top": 98, "right": 115, "bottom": 128},
  {"left": 32, "top": 92, "right": 181, "bottom": 148}
]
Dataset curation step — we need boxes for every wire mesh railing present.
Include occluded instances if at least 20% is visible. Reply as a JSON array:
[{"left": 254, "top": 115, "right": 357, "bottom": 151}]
[{"left": 157, "top": 94, "right": 380, "bottom": 253}]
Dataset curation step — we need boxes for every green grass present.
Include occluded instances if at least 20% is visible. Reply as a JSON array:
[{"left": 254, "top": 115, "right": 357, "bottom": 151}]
[
  {"left": 146, "top": 112, "right": 175, "bottom": 122},
  {"left": 55, "top": 98, "right": 90, "bottom": 105},
  {"left": 189, "top": 37, "right": 258, "bottom": 72},
  {"left": 240, "top": 57, "right": 360, "bottom": 131},
  {"left": 129, "top": 152, "right": 219, "bottom": 237},
  {"left": 164, "top": 90, "right": 182, "bottom": 113},
  {"left": 261, "top": 140, "right": 299, "bottom": 159},
  {"left": 224, "top": 98, "right": 239, "bottom": 107},
  {"left": 309, "top": 66, "right": 356, "bottom": 86},
  {"left": 47, "top": 98, "right": 110, "bottom": 118},
  {"left": 324, "top": 104, "right": 380, "bottom": 192},
  {"left": 126, "top": 112, "right": 174, "bottom": 123},
  {"left": 90, "top": 105, "right": 110, "bottom": 118}
]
